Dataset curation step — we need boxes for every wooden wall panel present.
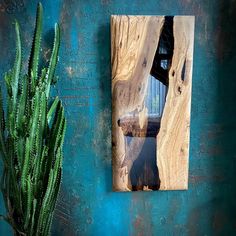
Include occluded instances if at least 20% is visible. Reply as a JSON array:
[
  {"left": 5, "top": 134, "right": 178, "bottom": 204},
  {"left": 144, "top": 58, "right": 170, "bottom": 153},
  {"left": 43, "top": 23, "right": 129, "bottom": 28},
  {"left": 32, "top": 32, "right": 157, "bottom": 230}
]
[{"left": 111, "top": 15, "right": 194, "bottom": 191}]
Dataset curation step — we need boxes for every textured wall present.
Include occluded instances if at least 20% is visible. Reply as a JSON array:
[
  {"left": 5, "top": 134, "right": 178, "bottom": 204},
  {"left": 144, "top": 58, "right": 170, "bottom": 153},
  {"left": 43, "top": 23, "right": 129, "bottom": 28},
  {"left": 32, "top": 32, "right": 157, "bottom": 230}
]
[{"left": 0, "top": 0, "right": 236, "bottom": 235}]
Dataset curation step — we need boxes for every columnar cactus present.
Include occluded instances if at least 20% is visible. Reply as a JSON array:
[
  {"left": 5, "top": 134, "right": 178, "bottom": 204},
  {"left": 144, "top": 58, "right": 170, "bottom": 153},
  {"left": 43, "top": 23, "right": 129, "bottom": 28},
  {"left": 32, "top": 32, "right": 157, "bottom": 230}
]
[{"left": 0, "top": 3, "right": 66, "bottom": 235}]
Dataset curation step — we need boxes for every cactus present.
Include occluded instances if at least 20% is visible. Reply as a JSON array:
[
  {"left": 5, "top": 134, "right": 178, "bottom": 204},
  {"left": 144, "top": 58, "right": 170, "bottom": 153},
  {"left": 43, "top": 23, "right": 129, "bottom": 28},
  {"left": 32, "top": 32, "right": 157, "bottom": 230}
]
[{"left": 0, "top": 3, "right": 66, "bottom": 235}]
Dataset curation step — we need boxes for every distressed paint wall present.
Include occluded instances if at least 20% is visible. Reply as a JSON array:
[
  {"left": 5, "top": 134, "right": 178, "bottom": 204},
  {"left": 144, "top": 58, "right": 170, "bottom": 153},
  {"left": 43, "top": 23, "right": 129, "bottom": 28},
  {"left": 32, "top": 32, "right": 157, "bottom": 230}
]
[{"left": 0, "top": 0, "right": 236, "bottom": 235}]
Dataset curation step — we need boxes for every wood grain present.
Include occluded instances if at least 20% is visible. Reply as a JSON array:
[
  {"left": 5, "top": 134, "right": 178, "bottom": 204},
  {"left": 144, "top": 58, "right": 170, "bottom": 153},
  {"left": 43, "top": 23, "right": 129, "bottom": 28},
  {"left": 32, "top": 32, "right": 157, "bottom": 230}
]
[
  {"left": 111, "top": 15, "right": 194, "bottom": 191},
  {"left": 111, "top": 16, "right": 164, "bottom": 191},
  {"left": 157, "top": 16, "right": 195, "bottom": 190}
]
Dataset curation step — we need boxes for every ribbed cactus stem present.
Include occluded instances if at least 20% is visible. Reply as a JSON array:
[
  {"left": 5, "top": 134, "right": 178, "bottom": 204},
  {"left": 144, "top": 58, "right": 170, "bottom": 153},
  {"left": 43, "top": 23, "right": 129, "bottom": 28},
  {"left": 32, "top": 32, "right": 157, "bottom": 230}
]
[{"left": 0, "top": 3, "right": 66, "bottom": 235}]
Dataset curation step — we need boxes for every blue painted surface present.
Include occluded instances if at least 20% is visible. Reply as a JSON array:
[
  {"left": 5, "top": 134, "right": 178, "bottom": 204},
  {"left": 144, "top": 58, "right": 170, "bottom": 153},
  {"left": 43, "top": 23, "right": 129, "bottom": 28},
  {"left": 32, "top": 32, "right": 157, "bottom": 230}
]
[{"left": 0, "top": 0, "right": 236, "bottom": 235}]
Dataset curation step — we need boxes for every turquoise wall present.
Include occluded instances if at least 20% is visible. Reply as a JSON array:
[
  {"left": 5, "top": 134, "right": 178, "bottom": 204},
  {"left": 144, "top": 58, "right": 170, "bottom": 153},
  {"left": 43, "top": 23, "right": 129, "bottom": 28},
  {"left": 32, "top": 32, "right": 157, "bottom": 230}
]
[{"left": 0, "top": 0, "right": 236, "bottom": 235}]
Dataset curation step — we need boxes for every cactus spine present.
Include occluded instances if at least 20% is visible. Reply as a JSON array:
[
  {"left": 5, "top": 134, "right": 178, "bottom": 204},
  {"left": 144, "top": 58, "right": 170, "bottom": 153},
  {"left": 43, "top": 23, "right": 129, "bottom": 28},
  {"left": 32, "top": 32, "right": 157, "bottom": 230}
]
[{"left": 0, "top": 3, "right": 66, "bottom": 235}]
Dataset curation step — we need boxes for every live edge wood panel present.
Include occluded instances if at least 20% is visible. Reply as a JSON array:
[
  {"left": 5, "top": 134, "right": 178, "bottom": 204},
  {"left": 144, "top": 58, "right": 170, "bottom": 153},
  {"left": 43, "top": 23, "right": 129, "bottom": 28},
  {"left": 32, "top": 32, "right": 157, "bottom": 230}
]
[{"left": 111, "top": 15, "right": 195, "bottom": 191}]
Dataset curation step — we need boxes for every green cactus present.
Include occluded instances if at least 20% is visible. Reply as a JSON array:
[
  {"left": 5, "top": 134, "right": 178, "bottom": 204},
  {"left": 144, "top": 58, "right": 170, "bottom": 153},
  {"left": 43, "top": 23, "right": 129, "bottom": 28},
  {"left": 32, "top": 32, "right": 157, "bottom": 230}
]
[{"left": 0, "top": 3, "right": 66, "bottom": 235}]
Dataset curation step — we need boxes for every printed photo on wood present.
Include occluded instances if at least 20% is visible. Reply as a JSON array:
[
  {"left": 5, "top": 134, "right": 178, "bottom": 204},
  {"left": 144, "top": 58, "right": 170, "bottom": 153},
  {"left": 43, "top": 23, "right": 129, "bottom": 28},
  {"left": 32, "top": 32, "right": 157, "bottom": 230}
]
[{"left": 111, "top": 15, "right": 195, "bottom": 191}]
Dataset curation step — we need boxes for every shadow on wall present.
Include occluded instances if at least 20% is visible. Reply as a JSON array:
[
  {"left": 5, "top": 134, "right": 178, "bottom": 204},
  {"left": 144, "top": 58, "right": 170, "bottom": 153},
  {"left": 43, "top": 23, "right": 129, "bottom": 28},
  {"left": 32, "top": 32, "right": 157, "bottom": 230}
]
[
  {"left": 187, "top": 1, "right": 236, "bottom": 235},
  {"left": 96, "top": 23, "right": 112, "bottom": 192},
  {"left": 213, "top": 1, "right": 236, "bottom": 234}
]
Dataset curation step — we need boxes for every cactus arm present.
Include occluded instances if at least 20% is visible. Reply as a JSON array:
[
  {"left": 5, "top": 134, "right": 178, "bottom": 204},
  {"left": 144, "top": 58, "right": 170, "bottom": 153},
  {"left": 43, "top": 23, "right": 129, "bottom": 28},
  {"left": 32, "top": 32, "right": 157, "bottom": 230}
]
[
  {"left": 16, "top": 75, "right": 27, "bottom": 133},
  {"left": 47, "top": 96, "right": 59, "bottom": 124},
  {"left": 24, "top": 176, "right": 32, "bottom": 229},
  {"left": 36, "top": 167, "right": 54, "bottom": 235},
  {"left": 45, "top": 23, "right": 60, "bottom": 97},
  {"left": 8, "top": 145, "right": 22, "bottom": 219},
  {"left": 34, "top": 91, "right": 46, "bottom": 159},
  {"left": 54, "top": 116, "right": 66, "bottom": 154},
  {"left": 30, "top": 199, "right": 37, "bottom": 235},
  {"left": 43, "top": 211, "right": 53, "bottom": 236},
  {"left": 36, "top": 147, "right": 62, "bottom": 235},
  {"left": 45, "top": 103, "right": 64, "bottom": 176},
  {"left": 33, "top": 146, "right": 48, "bottom": 197},
  {"left": 12, "top": 21, "right": 21, "bottom": 105},
  {"left": 28, "top": 3, "right": 43, "bottom": 82},
  {"left": 21, "top": 138, "right": 30, "bottom": 194},
  {"left": 29, "top": 90, "right": 40, "bottom": 141}
]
